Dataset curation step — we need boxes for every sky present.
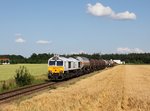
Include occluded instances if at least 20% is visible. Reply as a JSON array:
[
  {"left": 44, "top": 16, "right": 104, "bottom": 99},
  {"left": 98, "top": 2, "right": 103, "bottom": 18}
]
[{"left": 0, "top": 0, "right": 150, "bottom": 57}]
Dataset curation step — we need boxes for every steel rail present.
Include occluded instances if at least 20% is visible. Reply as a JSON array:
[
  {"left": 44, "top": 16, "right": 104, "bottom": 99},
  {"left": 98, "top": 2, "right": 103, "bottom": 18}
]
[{"left": 0, "top": 82, "right": 56, "bottom": 103}]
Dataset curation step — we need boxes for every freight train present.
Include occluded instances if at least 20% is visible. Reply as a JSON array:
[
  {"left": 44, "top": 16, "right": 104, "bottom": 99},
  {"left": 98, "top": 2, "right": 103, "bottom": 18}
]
[{"left": 48, "top": 55, "right": 115, "bottom": 80}]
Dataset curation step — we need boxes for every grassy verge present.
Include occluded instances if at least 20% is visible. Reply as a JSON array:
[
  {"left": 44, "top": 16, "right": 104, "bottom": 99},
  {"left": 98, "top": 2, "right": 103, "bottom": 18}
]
[{"left": 0, "top": 74, "right": 48, "bottom": 93}]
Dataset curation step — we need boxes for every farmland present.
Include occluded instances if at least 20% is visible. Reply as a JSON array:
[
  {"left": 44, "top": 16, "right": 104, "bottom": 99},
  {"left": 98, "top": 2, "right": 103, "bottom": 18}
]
[
  {"left": 0, "top": 64, "right": 48, "bottom": 81},
  {"left": 1, "top": 65, "right": 150, "bottom": 111}
]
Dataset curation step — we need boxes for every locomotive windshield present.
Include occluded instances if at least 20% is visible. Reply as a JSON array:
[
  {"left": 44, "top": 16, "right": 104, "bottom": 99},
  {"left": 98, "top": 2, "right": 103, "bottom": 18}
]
[
  {"left": 49, "top": 61, "right": 55, "bottom": 66},
  {"left": 57, "top": 61, "right": 63, "bottom": 66}
]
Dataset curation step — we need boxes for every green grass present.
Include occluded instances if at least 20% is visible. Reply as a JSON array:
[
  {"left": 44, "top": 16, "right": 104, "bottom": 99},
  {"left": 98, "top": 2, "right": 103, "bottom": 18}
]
[{"left": 0, "top": 64, "right": 48, "bottom": 81}]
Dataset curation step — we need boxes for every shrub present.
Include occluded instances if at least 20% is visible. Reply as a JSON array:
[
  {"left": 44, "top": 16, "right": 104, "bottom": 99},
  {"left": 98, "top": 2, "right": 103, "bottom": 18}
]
[
  {"left": 0, "top": 80, "right": 16, "bottom": 92},
  {"left": 1, "top": 81, "right": 9, "bottom": 90},
  {"left": 14, "top": 66, "right": 34, "bottom": 87}
]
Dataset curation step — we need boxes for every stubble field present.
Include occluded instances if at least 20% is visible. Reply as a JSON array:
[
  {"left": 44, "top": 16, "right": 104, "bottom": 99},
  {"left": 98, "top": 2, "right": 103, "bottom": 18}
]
[{"left": 1, "top": 65, "right": 150, "bottom": 111}]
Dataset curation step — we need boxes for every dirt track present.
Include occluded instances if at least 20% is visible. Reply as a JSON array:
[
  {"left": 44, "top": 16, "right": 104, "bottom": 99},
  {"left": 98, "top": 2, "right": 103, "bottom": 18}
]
[{"left": 1, "top": 65, "right": 150, "bottom": 111}]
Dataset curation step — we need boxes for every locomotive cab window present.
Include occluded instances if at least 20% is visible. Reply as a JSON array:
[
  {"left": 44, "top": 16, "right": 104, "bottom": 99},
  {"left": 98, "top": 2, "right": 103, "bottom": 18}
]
[
  {"left": 57, "top": 61, "right": 63, "bottom": 66},
  {"left": 49, "top": 61, "right": 55, "bottom": 66}
]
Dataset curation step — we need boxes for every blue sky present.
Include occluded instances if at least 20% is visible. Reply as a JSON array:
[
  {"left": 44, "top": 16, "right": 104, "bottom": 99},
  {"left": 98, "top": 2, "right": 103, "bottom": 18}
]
[{"left": 0, "top": 0, "right": 150, "bottom": 57}]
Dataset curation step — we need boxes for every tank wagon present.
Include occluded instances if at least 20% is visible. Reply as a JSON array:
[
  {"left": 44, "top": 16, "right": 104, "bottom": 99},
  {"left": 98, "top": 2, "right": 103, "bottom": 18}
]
[{"left": 48, "top": 55, "right": 114, "bottom": 80}]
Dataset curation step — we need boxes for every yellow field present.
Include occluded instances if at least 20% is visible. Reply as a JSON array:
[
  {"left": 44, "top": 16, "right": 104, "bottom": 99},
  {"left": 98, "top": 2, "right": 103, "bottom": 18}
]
[{"left": 1, "top": 65, "right": 150, "bottom": 111}]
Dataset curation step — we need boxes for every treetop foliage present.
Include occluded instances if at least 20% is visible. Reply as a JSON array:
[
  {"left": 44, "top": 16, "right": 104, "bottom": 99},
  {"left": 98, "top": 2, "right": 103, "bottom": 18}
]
[{"left": 0, "top": 53, "right": 150, "bottom": 64}]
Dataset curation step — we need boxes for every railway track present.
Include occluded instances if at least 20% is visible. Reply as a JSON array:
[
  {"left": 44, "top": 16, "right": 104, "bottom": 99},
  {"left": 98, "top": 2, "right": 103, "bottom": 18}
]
[{"left": 0, "top": 82, "right": 56, "bottom": 103}]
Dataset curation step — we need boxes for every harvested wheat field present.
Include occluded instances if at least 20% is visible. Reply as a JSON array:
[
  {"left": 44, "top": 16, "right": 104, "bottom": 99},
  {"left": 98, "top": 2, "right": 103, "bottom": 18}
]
[{"left": 1, "top": 65, "right": 150, "bottom": 111}]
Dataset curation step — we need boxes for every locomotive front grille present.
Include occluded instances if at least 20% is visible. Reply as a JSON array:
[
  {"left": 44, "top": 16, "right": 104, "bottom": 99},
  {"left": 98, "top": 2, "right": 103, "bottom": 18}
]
[{"left": 48, "top": 66, "right": 64, "bottom": 74}]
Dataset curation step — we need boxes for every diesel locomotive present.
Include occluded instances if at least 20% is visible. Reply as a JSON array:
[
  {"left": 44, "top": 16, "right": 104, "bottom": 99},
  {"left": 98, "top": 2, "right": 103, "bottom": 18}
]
[{"left": 48, "top": 55, "right": 114, "bottom": 80}]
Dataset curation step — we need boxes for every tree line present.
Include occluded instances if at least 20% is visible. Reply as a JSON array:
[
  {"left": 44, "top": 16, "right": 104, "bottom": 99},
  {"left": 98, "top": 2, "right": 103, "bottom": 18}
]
[{"left": 0, "top": 53, "right": 150, "bottom": 64}]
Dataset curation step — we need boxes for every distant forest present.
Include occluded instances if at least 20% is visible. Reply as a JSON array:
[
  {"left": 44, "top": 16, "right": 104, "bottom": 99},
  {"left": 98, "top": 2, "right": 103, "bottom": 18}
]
[{"left": 0, "top": 53, "right": 150, "bottom": 64}]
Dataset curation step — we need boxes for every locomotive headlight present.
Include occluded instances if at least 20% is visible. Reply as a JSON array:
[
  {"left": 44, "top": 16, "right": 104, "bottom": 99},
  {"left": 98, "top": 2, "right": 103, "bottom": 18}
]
[
  {"left": 49, "top": 70, "right": 52, "bottom": 74},
  {"left": 60, "top": 70, "right": 63, "bottom": 73}
]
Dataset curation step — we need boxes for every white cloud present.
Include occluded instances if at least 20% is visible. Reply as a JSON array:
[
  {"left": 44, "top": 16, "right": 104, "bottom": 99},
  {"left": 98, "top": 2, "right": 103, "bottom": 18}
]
[
  {"left": 87, "top": 3, "right": 113, "bottom": 16},
  {"left": 111, "top": 11, "right": 136, "bottom": 20},
  {"left": 70, "top": 50, "right": 87, "bottom": 54},
  {"left": 87, "top": 3, "right": 136, "bottom": 20},
  {"left": 117, "top": 47, "right": 131, "bottom": 53},
  {"left": 79, "top": 50, "right": 87, "bottom": 54},
  {"left": 133, "top": 48, "right": 144, "bottom": 53},
  {"left": 117, "top": 47, "right": 144, "bottom": 53},
  {"left": 36, "top": 40, "right": 52, "bottom": 44},
  {"left": 15, "top": 38, "right": 26, "bottom": 43},
  {"left": 15, "top": 33, "right": 26, "bottom": 43}
]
